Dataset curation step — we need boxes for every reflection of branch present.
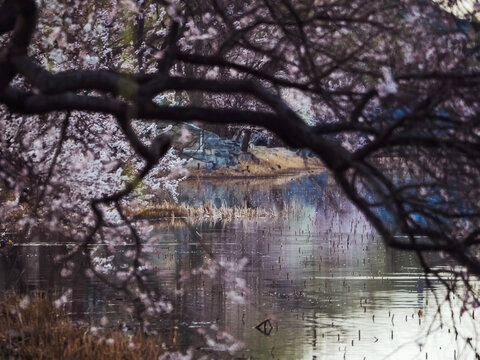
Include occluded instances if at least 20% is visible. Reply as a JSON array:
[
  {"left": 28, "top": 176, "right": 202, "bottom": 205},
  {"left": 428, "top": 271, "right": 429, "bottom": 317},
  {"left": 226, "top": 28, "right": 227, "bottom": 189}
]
[{"left": 255, "top": 318, "right": 273, "bottom": 336}]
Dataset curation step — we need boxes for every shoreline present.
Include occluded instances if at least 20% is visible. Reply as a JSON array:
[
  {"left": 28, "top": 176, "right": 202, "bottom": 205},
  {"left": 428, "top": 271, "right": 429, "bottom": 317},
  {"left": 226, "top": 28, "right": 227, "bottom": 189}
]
[
  {"left": 183, "top": 167, "right": 324, "bottom": 181},
  {"left": 182, "top": 146, "right": 324, "bottom": 179}
]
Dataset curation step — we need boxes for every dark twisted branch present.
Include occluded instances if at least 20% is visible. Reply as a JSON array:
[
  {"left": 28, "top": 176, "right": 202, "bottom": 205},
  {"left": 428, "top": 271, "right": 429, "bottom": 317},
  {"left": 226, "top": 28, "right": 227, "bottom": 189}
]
[{"left": 2, "top": 0, "right": 480, "bottom": 301}]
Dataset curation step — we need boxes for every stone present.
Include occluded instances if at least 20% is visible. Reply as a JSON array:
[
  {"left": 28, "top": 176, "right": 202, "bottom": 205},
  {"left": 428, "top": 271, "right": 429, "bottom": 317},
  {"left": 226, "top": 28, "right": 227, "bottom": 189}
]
[{"left": 181, "top": 127, "right": 243, "bottom": 170}]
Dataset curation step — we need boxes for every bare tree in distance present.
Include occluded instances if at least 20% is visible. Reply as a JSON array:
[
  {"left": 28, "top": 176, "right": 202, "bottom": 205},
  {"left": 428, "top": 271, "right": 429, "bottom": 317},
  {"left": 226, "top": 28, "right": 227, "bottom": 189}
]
[{"left": 1, "top": 0, "right": 480, "bottom": 354}]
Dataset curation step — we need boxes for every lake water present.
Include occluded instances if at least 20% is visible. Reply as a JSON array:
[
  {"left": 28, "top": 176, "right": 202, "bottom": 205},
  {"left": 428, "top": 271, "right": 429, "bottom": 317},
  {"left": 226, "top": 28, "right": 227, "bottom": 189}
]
[{"left": 1, "top": 172, "right": 478, "bottom": 359}]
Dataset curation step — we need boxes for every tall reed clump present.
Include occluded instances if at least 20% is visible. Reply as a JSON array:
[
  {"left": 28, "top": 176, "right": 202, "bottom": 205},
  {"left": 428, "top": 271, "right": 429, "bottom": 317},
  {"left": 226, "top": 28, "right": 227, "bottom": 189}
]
[
  {"left": 0, "top": 292, "right": 163, "bottom": 359},
  {"left": 126, "top": 200, "right": 280, "bottom": 222}
]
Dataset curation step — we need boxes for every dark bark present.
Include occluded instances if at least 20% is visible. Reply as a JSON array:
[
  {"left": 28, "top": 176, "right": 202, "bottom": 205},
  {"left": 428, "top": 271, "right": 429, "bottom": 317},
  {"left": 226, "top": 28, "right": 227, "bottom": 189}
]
[{"left": 241, "top": 129, "right": 251, "bottom": 152}]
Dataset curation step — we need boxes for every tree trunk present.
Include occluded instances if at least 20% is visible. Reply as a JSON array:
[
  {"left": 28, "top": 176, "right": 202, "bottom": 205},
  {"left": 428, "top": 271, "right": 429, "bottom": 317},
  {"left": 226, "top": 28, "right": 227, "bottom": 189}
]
[{"left": 241, "top": 129, "right": 251, "bottom": 152}]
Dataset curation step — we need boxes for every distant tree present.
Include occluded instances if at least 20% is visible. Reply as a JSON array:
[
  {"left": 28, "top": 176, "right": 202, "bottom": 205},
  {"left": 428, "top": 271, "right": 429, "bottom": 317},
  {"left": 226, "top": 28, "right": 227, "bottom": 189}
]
[{"left": 2, "top": 0, "right": 480, "bottom": 351}]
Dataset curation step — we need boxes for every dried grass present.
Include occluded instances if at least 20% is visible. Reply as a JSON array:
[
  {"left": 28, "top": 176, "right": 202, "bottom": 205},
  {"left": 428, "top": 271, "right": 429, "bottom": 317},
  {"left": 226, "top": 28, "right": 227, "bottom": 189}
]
[
  {"left": 125, "top": 200, "right": 280, "bottom": 222},
  {"left": 187, "top": 147, "right": 323, "bottom": 178},
  {"left": 0, "top": 189, "right": 16, "bottom": 202},
  {"left": 251, "top": 146, "right": 322, "bottom": 169},
  {"left": 0, "top": 292, "right": 163, "bottom": 359}
]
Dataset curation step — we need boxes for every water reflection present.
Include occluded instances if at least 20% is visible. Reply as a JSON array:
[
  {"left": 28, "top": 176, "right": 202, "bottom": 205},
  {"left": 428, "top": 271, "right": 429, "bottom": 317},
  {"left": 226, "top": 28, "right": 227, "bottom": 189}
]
[{"left": 0, "top": 172, "right": 478, "bottom": 359}]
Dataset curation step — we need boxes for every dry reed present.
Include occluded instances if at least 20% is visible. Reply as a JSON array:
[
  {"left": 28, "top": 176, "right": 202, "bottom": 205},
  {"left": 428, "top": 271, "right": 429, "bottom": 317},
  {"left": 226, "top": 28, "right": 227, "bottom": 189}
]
[
  {"left": 0, "top": 292, "right": 164, "bottom": 359},
  {"left": 125, "top": 200, "right": 280, "bottom": 222}
]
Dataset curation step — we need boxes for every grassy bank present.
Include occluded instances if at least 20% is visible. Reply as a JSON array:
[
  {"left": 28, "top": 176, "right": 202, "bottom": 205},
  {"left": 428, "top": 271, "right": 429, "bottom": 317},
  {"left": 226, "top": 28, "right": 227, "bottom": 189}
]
[
  {"left": 0, "top": 292, "right": 163, "bottom": 359},
  {"left": 187, "top": 146, "right": 323, "bottom": 178}
]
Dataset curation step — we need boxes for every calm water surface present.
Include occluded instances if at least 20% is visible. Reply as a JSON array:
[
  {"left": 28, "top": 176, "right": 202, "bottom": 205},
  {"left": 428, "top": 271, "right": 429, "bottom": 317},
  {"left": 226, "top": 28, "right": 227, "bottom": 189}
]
[{"left": 1, "top": 172, "right": 478, "bottom": 359}]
